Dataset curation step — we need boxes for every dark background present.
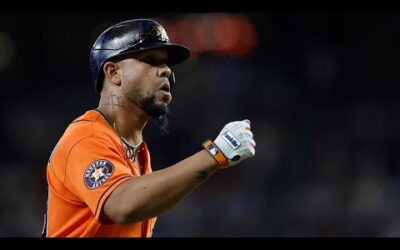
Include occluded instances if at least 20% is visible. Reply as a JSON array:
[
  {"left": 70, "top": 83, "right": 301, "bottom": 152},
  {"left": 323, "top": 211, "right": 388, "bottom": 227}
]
[{"left": 0, "top": 12, "right": 399, "bottom": 237}]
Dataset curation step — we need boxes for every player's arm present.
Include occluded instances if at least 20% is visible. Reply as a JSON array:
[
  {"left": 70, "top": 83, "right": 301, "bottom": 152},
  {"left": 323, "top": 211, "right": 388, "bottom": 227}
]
[{"left": 103, "top": 120, "right": 256, "bottom": 224}]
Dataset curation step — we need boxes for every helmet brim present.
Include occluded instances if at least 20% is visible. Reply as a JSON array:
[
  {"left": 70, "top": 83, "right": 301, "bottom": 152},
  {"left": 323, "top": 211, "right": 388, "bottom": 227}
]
[
  {"left": 163, "top": 43, "right": 191, "bottom": 66},
  {"left": 113, "top": 42, "right": 191, "bottom": 66}
]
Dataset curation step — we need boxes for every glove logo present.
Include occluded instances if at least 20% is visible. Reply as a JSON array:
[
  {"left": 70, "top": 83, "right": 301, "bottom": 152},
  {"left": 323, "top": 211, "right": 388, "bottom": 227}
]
[
  {"left": 83, "top": 159, "right": 114, "bottom": 190},
  {"left": 222, "top": 130, "right": 241, "bottom": 149}
]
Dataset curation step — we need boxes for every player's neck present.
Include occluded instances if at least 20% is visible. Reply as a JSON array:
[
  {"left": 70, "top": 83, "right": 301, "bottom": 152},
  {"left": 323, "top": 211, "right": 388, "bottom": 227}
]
[{"left": 97, "top": 102, "right": 148, "bottom": 146}]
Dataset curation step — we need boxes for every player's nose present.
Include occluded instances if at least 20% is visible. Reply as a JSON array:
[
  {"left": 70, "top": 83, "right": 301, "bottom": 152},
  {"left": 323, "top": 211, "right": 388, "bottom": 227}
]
[{"left": 158, "top": 64, "right": 172, "bottom": 79}]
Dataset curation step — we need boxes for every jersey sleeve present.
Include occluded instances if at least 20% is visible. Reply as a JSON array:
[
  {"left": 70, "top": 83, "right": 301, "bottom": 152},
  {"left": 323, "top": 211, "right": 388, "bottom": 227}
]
[{"left": 64, "top": 136, "right": 134, "bottom": 223}]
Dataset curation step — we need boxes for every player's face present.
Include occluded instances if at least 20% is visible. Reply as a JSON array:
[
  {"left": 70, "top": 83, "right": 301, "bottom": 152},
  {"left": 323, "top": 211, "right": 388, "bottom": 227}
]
[{"left": 119, "top": 48, "right": 172, "bottom": 119}]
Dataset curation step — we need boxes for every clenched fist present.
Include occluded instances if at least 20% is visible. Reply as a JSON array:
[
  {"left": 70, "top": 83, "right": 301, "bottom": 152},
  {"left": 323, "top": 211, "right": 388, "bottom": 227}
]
[{"left": 203, "top": 119, "right": 256, "bottom": 168}]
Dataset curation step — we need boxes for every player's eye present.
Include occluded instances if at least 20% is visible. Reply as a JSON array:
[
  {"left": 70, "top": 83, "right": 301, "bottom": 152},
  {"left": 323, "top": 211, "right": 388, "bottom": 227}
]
[{"left": 142, "top": 55, "right": 167, "bottom": 67}]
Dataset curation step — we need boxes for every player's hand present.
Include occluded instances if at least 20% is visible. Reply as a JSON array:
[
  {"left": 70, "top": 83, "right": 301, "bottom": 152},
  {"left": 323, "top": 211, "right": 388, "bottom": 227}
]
[{"left": 203, "top": 119, "right": 255, "bottom": 168}]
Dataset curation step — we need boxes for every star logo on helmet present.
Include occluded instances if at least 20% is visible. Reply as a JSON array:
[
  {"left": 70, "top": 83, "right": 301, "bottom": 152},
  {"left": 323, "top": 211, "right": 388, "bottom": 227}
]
[{"left": 155, "top": 25, "right": 169, "bottom": 42}]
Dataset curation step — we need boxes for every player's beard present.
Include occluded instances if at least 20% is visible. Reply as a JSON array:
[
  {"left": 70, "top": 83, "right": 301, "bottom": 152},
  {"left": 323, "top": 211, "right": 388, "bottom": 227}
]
[
  {"left": 140, "top": 96, "right": 170, "bottom": 133},
  {"left": 125, "top": 85, "right": 170, "bottom": 133}
]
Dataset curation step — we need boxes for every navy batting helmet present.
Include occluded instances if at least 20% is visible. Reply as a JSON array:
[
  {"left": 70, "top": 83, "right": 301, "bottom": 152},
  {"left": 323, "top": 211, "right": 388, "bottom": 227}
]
[{"left": 89, "top": 18, "right": 190, "bottom": 93}]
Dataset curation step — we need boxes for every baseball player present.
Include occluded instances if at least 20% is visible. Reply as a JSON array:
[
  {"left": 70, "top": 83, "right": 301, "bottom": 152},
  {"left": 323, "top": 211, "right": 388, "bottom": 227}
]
[{"left": 42, "top": 18, "right": 256, "bottom": 237}]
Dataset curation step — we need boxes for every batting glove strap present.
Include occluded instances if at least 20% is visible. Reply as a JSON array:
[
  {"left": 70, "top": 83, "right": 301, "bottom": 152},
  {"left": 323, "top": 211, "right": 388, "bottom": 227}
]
[{"left": 202, "top": 139, "right": 229, "bottom": 169}]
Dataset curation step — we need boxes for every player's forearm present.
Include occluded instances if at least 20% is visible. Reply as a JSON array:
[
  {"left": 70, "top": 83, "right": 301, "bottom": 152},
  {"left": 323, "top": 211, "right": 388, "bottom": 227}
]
[{"left": 104, "top": 150, "right": 219, "bottom": 224}]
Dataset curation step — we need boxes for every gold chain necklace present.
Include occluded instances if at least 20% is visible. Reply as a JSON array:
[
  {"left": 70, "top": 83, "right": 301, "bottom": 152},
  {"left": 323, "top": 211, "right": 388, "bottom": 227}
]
[
  {"left": 113, "top": 123, "right": 143, "bottom": 162},
  {"left": 96, "top": 109, "right": 143, "bottom": 162}
]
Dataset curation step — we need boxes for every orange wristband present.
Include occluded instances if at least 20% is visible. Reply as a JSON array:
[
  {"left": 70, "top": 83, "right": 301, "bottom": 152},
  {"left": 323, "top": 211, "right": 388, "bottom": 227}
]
[{"left": 202, "top": 139, "right": 229, "bottom": 168}]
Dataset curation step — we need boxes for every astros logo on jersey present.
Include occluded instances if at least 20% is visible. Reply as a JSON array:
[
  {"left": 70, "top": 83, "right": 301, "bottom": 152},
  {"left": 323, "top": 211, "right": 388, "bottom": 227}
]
[{"left": 83, "top": 160, "right": 114, "bottom": 189}]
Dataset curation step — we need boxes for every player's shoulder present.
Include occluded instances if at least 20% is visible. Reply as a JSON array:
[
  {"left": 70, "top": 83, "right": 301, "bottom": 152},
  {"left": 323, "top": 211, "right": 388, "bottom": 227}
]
[
  {"left": 64, "top": 109, "right": 119, "bottom": 146},
  {"left": 64, "top": 110, "right": 98, "bottom": 139}
]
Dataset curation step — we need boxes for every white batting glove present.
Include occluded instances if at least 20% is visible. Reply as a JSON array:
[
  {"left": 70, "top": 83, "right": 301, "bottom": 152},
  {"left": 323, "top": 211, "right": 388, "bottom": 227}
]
[{"left": 202, "top": 119, "right": 256, "bottom": 168}]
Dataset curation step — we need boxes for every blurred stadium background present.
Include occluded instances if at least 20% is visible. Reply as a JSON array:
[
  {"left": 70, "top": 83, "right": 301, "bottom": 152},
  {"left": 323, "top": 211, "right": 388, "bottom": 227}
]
[{"left": 0, "top": 12, "right": 399, "bottom": 237}]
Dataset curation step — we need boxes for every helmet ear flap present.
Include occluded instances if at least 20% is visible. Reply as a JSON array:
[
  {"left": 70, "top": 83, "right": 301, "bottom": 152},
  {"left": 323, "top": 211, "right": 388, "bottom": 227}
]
[{"left": 168, "top": 72, "right": 175, "bottom": 88}]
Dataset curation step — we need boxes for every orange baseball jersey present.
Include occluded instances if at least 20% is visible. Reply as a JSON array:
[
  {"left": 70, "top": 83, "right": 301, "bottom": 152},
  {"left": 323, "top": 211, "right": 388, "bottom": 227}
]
[{"left": 43, "top": 109, "right": 157, "bottom": 237}]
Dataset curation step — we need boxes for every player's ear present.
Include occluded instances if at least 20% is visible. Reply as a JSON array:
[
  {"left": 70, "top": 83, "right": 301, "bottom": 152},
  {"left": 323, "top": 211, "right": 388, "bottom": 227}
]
[{"left": 103, "top": 61, "right": 121, "bottom": 86}]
